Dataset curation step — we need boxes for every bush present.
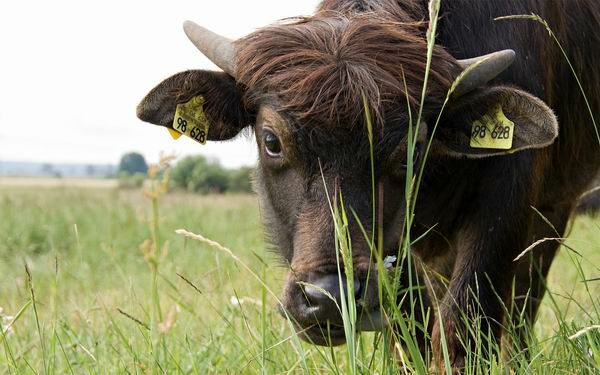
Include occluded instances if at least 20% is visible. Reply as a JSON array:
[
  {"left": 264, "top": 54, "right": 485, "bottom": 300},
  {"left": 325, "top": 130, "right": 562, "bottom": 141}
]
[
  {"left": 228, "top": 167, "right": 254, "bottom": 193},
  {"left": 171, "top": 156, "right": 199, "bottom": 190},
  {"left": 188, "top": 162, "right": 230, "bottom": 193},
  {"left": 171, "top": 156, "right": 254, "bottom": 194}
]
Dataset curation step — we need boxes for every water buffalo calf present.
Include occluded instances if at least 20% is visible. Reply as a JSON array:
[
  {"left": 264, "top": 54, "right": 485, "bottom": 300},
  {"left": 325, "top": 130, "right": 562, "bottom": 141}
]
[{"left": 137, "top": 0, "right": 600, "bottom": 369}]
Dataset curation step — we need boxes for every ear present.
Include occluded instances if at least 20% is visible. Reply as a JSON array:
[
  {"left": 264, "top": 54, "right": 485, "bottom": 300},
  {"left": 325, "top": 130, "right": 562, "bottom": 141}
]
[
  {"left": 136, "top": 70, "right": 254, "bottom": 141},
  {"left": 433, "top": 86, "right": 558, "bottom": 158}
]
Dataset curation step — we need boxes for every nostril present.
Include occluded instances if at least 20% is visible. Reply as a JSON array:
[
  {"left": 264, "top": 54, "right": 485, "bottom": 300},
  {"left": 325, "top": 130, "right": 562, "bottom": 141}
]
[
  {"left": 303, "top": 274, "right": 363, "bottom": 306},
  {"left": 303, "top": 275, "right": 338, "bottom": 305}
]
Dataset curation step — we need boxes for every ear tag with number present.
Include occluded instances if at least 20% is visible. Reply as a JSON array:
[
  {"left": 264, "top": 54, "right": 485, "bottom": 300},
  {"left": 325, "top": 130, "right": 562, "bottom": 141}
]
[
  {"left": 470, "top": 104, "right": 514, "bottom": 150},
  {"left": 169, "top": 96, "right": 209, "bottom": 144}
]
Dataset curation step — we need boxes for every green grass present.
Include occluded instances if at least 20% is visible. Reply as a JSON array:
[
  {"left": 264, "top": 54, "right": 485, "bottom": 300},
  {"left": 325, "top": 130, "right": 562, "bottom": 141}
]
[
  {"left": 0, "top": 184, "right": 598, "bottom": 374},
  {"left": 1, "top": 4, "right": 600, "bottom": 373}
]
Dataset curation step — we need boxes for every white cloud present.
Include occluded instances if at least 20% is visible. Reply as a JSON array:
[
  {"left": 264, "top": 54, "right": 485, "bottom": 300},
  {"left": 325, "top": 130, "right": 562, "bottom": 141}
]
[{"left": 0, "top": 0, "right": 320, "bottom": 167}]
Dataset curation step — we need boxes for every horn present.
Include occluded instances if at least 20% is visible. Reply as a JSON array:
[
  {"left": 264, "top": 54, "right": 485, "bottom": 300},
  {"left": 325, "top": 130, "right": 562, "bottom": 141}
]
[
  {"left": 453, "top": 49, "right": 516, "bottom": 96},
  {"left": 183, "top": 20, "right": 237, "bottom": 77}
]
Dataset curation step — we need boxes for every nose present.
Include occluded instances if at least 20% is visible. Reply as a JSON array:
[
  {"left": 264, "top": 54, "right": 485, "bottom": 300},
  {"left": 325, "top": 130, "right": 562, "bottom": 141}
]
[
  {"left": 303, "top": 274, "right": 362, "bottom": 318},
  {"left": 281, "top": 269, "right": 382, "bottom": 346}
]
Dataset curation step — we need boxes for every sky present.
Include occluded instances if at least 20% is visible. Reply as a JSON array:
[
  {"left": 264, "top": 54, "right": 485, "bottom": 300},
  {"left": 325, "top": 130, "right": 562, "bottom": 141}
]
[{"left": 0, "top": 0, "right": 321, "bottom": 168}]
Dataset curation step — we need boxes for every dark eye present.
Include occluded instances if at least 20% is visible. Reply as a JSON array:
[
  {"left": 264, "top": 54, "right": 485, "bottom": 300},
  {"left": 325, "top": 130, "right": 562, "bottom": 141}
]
[{"left": 264, "top": 130, "right": 282, "bottom": 157}]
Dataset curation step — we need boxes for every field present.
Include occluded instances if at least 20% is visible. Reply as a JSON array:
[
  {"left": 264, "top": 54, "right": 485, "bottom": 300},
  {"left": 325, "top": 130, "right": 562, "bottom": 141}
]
[{"left": 0, "top": 179, "right": 599, "bottom": 374}]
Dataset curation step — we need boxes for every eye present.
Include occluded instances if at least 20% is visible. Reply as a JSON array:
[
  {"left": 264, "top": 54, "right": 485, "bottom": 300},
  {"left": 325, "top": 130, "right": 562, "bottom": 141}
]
[{"left": 263, "top": 130, "right": 283, "bottom": 157}]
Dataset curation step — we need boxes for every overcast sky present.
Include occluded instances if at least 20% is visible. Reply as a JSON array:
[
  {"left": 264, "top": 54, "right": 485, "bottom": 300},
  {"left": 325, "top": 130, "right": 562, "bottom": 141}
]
[{"left": 0, "top": 0, "right": 321, "bottom": 167}]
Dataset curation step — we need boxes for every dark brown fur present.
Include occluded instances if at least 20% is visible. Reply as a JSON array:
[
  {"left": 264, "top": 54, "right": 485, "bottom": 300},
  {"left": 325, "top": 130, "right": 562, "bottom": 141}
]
[{"left": 235, "top": 11, "right": 456, "bottom": 129}]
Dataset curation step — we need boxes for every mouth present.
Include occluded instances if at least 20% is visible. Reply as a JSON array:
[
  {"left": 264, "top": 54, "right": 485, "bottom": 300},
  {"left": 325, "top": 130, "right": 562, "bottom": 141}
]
[
  {"left": 301, "top": 324, "right": 347, "bottom": 346},
  {"left": 289, "top": 309, "right": 385, "bottom": 346}
]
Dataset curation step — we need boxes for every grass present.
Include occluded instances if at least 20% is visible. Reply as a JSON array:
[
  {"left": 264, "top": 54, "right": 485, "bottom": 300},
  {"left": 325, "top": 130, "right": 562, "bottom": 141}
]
[
  {"left": 0, "top": 180, "right": 598, "bottom": 374},
  {"left": 2, "top": 2, "right": 599, "bottom": 373}
]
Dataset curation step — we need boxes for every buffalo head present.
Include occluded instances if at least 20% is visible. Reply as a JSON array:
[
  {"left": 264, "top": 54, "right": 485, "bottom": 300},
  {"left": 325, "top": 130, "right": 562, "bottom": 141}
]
[{"left": 137, "top": 14, "right": 558, "bottom": 346}]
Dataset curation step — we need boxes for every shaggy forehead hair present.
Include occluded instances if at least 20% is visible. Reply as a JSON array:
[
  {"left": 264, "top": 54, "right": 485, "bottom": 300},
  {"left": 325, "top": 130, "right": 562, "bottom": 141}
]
[{"left": 234, "top": 11, "right": 457, "bottom": 130}]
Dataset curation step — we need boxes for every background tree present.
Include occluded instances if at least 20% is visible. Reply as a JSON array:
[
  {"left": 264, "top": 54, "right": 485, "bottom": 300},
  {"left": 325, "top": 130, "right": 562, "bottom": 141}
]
[
  {"left": 171, "top": 155, "right": 254, "bottom": 194},
  {"left": 118, "top": 152, "right": 148, "bottom": 175},
  {"left": 171, "top": 156, "right": 202, "bottom": 191},
  {"left": 189, "top": 162, "right": 230, "bottom": 193},
  {"left": 228, "top": 166, "right": 254, "bottom": 193}
]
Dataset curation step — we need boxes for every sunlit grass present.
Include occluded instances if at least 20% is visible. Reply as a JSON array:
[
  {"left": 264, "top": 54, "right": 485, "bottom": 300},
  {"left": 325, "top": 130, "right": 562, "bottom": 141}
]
[{"left": 0, "top": 183, "right": 598, "bottom": 373}]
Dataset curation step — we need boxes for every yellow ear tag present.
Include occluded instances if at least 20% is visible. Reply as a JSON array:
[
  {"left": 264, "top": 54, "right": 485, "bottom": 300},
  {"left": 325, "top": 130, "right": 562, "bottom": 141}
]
[
  {"left": 168, "top": 128, "right": 182, "bottom": 140},
  {"left": 470, "top": 104, "right": 514, "bottom": 150},
  {"left": 169, "top": 96, "right": 209, "bottom": 144}
]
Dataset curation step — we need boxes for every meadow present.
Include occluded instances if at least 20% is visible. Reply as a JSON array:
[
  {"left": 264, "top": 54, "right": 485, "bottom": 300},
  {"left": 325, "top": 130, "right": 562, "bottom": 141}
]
[{"left": 0, "top": 175, "right": 599, "bottom": 374}]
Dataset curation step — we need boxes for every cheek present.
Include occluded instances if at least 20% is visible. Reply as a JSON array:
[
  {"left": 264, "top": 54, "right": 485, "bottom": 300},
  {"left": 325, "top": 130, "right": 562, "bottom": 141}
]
[
  {"left": 255, "top": 164, "right": 305, "bottom": 262},
  {"left": 380, "top": 178, "right": 408, "bottom": 249},
  {"left": 381, "top": 177, "right": 406, "bottom": 214}
]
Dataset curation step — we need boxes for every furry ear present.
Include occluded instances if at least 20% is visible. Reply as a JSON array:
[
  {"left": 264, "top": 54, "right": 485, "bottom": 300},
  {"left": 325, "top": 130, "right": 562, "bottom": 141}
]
[
  {"left": 137, "top": 70, "right": 254, "bottom": 141},
  {"left": 434, "top": 86, "right": 558, "bottom": 158}
]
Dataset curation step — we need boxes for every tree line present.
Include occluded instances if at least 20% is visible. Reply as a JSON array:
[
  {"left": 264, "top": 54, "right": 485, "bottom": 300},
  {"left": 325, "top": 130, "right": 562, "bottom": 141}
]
[{"left": 118, "top": 152, "right": 253, "bottom": 193}]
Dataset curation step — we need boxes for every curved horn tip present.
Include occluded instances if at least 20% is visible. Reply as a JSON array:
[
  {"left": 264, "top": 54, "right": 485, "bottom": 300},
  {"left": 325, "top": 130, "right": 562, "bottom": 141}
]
[
  {"left": 493, "top": 49, "right": 516, "bottom": 65},
  {"left": 453, "top": 49, "right": 518, "bottom": 96},
  {"left": 488, "top": 49, "right": 516, "bottom": 70},
  {"left": 457, "top": 49, "right": 516, "bottom": 69},
  {"left": 182, "top": 20, "right": 198, "bottom": 36},
  {"left": 182, "top": 20, "right": 205, "bottom": 42},
  {"left": 180, "top": 19, "right": 237, "bottom": 77},
  {"left": 492, "top": 49, "right": 516, "bottom": 58}
]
